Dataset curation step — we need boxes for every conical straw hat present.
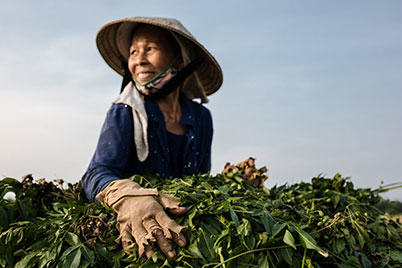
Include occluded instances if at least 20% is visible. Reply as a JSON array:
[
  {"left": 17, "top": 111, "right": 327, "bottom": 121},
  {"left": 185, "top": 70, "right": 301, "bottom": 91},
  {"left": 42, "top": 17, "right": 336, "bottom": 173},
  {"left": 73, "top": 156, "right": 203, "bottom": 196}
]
[{"left": 96, "top": 17, "right": 223, "bottom": 102}]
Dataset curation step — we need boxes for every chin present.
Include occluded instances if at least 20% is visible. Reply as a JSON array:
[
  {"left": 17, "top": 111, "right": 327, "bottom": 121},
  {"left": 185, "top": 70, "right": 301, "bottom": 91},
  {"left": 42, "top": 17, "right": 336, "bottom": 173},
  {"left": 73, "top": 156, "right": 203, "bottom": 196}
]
[{"left": 137, "top": 79, "right": 148, "bottom": 84}]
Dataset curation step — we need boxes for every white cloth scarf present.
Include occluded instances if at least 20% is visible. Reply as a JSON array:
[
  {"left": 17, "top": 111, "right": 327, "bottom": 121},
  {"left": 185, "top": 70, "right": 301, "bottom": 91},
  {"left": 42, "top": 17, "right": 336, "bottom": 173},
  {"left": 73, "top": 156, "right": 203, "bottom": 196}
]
[{"left": 113, "top": 81, "right": 149, "bottom": 162}]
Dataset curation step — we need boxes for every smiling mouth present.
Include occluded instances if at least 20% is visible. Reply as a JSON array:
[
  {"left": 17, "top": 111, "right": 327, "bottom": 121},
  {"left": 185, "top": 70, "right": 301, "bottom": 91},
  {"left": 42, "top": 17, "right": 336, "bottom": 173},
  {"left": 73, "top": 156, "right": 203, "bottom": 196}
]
[{"left": 136, "top": 72, "right": 156, "bottom": 82}]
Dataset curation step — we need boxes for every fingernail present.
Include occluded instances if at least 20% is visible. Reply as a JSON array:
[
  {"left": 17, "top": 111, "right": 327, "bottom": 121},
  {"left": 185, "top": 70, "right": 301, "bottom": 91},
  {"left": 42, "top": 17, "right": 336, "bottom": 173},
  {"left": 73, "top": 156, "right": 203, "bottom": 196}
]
[
  {"left": 146, "top": 251, "right": 154, "bottom": 259},
  {"left": 178, "top": 239, "right": 185, "bottom": 247},
  {"left": 168, "top": 250, "right": 176, "bottom": 258}
]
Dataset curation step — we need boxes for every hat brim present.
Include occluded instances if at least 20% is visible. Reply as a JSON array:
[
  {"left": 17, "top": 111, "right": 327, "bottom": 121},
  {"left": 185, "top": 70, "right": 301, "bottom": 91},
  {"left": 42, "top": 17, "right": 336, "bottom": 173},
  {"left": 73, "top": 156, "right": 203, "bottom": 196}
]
[{"left": 96, "top": 17, "right": 223, "bottom": 97}]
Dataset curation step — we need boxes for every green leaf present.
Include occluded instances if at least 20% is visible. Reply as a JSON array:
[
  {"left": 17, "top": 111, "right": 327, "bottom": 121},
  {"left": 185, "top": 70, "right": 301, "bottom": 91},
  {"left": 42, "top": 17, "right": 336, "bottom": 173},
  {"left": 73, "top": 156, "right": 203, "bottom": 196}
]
[
  {"left": 237, "top": 218, "right": 252, "bottom": 237},
  {"left": 81, "top": 245, "right": 95, "bottom": 264},
  {"left": 346, "top": 256, "right": 361, "bottom": 267},
  {"left": 283, "top": 229, "right": 296, "bottom": 250},
  {"left": 214, "top": 228, "right": 229, "bottom": 249},
  {"left": 61, "top": 245, "right": 81, "bottom": 259},
  {"left": 334, "top": 239, "right": 346, "bottom": 255},
  {"left": 14, "top": 252, "right": 36, "bottom": 268},
  {"left": 272, "top": 223, "right": 286, "bottom": 238},
  {"left": 261, "top": 211, "right": 274, "bottom": 236},
  {"left": 0, "top": 185, "right": 8, "bottom": 200},
  {"left": 38, "top": 255, "right": 50, "bottom": 268},
  {"left": 48, "top": 241, "right": 62, "bottom": 261},
  {"left": 258, "top": 254, "right": 269, "bottom": 268},
  {"left": 304, "top": 258, "right": 315, "bottom": 268},
  {"left": 14, "top": 227, "right": 25, "bottom": 244},
  {"left": 353, "top": 221, "right": 369, "bottom": 249},
  {"left": 112, "top": 252, "right": 124, "bottom": 268},
  {"left": 16, "top": 200, "right": 30, "bottom": 219},
  {"left": 390, "top": 250, "right": 402, "bottom": 262},
  {"left": 93, "top": 244, "right": 111, "bottom": 263},
  {"left": 201, "top": 182, "right": 214, "bottom": 191},
  {"left": 65, "top": 232, "right": 81, "bottom": 246},
  {"left": 70, "top": 248, "right": 82, "bottom": 268},
  {"left": 80, "top": 258, "right": 91, "bottom": 268},
  {"left": 61, "top": 248, "right": 82, "bottom": 268},
  {"left": 188, "top": 241, "right": 206, "bottom": 261},
  {"left": 331, "top": 194, "right": 340, "bottom": 208},
  {"left": 201, "top": 222, "right": 220, "bottom": 236},
  {"left": 0, "top": 206, "right": 8, "bottom": 228},
  {"left": 279, "top": 247, "right": 293, "bottom": 265},
  {"left": 28, "top": 240, "right": 49, "bottom": 251},
  {"left": 229, "top": 205, "right": 239, "bottom": 227},
  {"left": 338, "top": 263, "right": 359, "bottom": 268},
  {"left": 360, "top": 253, "right": 372, "bottom": 268},
  {"left": 198, "top": 229, "right": 216, "bottom": 261},
  {"left": 293, "top": 225, "right": 328, "bottom": 257},
  {"left": 187, "top": 208, "right": 197, "bottom": 227},
  {"left": 140, "top": 263, "right": 160, "bottom": 268},
  {"left": 0, "top": 177, "right": 20, "bottom": 186},
  {"left": 244, "top": 234, "right": 256, "bottom": 250}
]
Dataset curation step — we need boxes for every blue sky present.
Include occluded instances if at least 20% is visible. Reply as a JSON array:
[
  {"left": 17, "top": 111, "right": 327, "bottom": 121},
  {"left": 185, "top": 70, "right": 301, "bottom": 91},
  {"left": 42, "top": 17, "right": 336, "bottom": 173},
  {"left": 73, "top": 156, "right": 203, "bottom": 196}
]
[{"left": 1, "top": 0, "right": 401, "bottom": 200}]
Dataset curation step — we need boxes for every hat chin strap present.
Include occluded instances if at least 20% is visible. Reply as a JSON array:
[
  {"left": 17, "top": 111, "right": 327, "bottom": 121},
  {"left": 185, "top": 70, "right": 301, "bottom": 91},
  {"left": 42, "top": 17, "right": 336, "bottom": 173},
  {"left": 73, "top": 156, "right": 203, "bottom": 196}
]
[{"left": 120, "top": 58, "right": 204, "bottom": 99}]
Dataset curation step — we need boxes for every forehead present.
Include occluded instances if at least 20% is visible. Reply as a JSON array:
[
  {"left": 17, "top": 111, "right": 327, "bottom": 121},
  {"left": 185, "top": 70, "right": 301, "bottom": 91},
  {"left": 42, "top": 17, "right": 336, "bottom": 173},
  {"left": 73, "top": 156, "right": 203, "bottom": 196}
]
[{"left": 130, "top": 25, "right": 171, "bottom": 45}]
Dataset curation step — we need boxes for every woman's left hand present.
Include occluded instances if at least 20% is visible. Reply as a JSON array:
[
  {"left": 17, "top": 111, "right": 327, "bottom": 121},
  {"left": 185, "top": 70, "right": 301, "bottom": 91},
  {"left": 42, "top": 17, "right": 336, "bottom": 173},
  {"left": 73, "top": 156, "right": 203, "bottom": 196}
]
[{"left": 96, "top": 179, "right": 188, "bottom": 258}]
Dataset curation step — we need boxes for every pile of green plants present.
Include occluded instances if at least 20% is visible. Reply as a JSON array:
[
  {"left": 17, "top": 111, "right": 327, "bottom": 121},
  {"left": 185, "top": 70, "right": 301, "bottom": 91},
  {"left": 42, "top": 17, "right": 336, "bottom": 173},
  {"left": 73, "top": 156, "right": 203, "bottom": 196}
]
[{"left": 1, "top": 170, "right": 401, "bottom": 268}]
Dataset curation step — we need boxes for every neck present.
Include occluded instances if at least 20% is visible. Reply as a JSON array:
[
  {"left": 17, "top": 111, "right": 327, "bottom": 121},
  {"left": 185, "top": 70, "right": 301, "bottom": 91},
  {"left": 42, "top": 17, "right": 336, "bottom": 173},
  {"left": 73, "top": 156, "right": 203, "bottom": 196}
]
[{"left": 156, "top": 87, "right": 181, "bottom": 123}]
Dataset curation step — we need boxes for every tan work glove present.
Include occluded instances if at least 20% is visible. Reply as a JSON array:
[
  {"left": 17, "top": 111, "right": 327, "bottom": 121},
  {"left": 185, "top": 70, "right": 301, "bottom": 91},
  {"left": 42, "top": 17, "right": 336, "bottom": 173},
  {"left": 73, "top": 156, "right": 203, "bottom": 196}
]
[{"left": 96, "top": 179, "right": 187, "bottom": 258}]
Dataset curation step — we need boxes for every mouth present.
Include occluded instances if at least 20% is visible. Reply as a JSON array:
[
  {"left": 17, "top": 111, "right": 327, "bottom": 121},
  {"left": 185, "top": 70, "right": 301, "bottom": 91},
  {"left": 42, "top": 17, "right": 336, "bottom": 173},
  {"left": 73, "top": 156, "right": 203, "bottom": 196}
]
[{"left": 136, "top": 71, "right": 156, "bottom": 82}]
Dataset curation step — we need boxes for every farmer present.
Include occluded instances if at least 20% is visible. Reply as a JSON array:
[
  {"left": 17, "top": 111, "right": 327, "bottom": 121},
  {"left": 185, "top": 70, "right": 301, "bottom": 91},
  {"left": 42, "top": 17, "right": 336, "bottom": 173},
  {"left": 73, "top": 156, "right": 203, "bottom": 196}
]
[{"left": 81, "top": 17, "right": 223, "bottom": 259}]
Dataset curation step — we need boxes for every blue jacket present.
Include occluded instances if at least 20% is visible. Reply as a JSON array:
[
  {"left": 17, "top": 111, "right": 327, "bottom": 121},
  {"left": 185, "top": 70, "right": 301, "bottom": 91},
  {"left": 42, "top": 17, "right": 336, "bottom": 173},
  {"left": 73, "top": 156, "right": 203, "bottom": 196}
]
[{"left": 81, "top": 94, "right": 213, "bottom": 203}]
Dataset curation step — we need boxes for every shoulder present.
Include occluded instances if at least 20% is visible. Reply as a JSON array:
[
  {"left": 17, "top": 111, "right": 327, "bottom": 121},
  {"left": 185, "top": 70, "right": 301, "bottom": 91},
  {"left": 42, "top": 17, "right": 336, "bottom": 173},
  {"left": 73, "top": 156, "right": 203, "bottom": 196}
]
[
  {"left": 184, "top": 97, "right": 212, "bottom": 121},
  {"left": 105, "top": 103, "right": 133, "bottom": 120},
  {"left": 185, "top": 99, "right": 213, "bottom": 133},
  {"left": 102, "top": 103, "right": 133, "bottom": 130},
  {"left": 107, "top": 103, "right": 132, "bottom": 115}
]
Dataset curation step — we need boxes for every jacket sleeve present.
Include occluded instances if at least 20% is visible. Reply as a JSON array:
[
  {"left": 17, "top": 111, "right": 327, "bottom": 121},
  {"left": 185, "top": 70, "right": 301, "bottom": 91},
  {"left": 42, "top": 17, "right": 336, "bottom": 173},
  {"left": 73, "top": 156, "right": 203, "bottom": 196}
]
[
  {"left": 81, "top": 104, "right": 134, "bottom": 203},
  {"left": 198, "top": 107, "right": 213, "bottom": 173}
]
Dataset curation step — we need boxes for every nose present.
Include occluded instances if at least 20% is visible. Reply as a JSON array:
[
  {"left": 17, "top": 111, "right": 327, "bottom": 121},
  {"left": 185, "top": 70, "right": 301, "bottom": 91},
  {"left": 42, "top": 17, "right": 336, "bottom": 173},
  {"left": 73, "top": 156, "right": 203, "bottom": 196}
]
[{"left": 132, "top": 49, "right": 148, "bottom": 66}]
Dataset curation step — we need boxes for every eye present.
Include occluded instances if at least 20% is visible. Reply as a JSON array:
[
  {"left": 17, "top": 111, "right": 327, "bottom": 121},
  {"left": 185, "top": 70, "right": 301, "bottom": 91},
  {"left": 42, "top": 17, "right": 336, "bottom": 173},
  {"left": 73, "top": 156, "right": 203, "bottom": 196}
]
[{"left": 130, "top": 49, "right": 137, "bottom": 56}]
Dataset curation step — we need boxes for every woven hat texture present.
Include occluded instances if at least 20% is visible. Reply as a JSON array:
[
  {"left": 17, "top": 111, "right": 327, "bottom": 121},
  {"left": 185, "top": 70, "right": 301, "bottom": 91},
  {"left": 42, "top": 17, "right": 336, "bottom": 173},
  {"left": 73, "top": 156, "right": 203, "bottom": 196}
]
[{"left": 96, "top": 17, "right": 223, "bottom": 102}]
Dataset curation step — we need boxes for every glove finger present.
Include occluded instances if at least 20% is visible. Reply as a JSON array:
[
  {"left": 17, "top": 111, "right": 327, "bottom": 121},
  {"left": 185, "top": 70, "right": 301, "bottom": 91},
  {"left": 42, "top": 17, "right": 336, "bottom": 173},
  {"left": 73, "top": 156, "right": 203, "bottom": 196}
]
[
  {"left": 144, "top": 244, "right": 155, "bottom": 259},
  {"left": 166, "top": 206, "right": 187, "bottom": 215},
  {"left": 142, "top": 216, "right": 176, "bottom": 259},
  {"left": 142, "top": 217, "right": 161, "bottom": 238},
  {"left": 158, "top": 193, "right": 183, "bottom": 210},
  {"left": 155, "top": 211, "right": 186, "bottom": 240},
  {"left": 115, "top": 223, "right": 136, "bottom": 255},
  {"left": 152, "top": 228, "right": 176, "bottom": 259},
  {"left": 130, "top": 218, "right": 151, "bottom": 257}
]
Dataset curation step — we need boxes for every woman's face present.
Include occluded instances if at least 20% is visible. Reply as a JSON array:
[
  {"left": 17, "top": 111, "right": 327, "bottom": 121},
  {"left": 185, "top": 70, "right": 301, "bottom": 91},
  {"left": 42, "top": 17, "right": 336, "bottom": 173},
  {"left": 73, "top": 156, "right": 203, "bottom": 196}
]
[{"left": 128, "top": 25, "right": 177, "bottom": 84}]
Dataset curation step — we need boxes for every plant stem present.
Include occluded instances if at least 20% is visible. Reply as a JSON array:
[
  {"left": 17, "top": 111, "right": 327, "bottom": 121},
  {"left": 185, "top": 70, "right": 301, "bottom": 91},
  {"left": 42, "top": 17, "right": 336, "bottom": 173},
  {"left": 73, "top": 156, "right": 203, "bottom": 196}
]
[{"left": 202, "top": 246, "right": 291, "bottom": 268}]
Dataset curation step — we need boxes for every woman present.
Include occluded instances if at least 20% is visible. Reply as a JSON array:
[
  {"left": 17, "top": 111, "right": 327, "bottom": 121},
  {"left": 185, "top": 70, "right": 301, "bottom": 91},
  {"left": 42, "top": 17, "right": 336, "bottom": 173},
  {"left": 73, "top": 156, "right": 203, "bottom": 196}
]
[{"left": 81, "top": 17, "right": 223, "bottom": 259}]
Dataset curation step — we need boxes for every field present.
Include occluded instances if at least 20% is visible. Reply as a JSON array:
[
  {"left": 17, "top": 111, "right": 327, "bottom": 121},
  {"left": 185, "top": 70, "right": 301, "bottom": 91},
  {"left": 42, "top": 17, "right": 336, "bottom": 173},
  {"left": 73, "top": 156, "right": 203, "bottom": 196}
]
[{"left": 1, "top": 167, "right": 402, "bottom": 267}]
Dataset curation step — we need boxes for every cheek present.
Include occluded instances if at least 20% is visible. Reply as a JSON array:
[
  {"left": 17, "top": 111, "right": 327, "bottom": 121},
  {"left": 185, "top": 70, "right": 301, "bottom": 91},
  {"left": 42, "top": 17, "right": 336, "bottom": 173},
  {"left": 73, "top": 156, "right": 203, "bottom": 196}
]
[
  {"left": 149, "top": 51, "right": 170, "bottom": 70},
  {"left": 127, "top": 58, "right": 135, "bottom": 76}
]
